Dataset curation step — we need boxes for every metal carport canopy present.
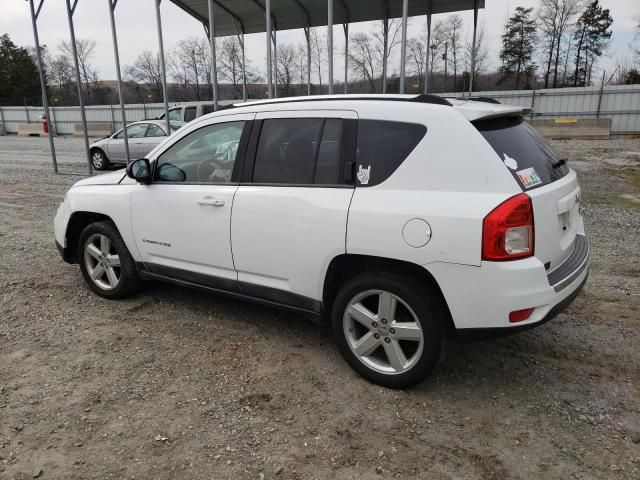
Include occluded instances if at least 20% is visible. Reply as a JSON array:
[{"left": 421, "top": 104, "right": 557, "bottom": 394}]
[{"left": 170, "top": 0, "right": 485, "bottom": 35}]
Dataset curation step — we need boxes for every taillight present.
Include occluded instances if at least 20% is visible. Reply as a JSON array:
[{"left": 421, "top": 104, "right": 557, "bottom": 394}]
[{"left": 482, "top": 193, "right": 534, "bottom": 261}]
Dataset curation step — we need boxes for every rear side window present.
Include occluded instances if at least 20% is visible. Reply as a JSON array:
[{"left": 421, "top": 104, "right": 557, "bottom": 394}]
[
  {"left": 253, "top": 118, "right": 323, "bottom": 184},
  {"left": 203, "top": 105, "right": 216, "bottom": 115},
  {"left": 474, "top": 117, "right": 569, "bottom": 190},
  {"left": 356, "top": 120, "right": 426, "bottom": 186},
  {"left": 184, "top": 107, "right": 197, "bottom": 122}
]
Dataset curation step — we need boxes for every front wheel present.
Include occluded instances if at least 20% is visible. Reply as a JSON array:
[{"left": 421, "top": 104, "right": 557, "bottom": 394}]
[
  {"left": 78, "top": 221, "right": 140, "bottom": 299},
  {"left": 332, "top": 272, "right": 446, "bottom": 389},
  {"left": 91, "top": 149, "right": 109, "bottom": 170}
]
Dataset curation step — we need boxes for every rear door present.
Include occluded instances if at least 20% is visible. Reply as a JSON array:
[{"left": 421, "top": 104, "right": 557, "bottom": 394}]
[
  {"left": 474, "top": 116, "right": 584, "bottom": 271},
  {"left": 230, "top": 110, "right": 357, "bottom": 310}
]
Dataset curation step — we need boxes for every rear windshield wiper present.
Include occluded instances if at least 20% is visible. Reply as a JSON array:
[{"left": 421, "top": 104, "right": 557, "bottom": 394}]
[{"left": 552, "top": 158, "right": 567, "bottom": 169}]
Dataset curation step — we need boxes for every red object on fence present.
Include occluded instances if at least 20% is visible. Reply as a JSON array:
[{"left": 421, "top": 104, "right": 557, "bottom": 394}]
[{"left": 41, "top": 114, "right": 49, "bottom": 134}]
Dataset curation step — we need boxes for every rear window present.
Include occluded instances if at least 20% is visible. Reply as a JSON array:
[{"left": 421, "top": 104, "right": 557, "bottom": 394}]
[{"left": 474, "top": 117, "right": 569, "bottom": 190}]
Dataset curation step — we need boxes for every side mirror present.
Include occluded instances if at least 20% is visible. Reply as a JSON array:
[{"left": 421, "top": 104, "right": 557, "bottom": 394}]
[{"left": 126, "top": 158, "right": 151, "bottom": 184}]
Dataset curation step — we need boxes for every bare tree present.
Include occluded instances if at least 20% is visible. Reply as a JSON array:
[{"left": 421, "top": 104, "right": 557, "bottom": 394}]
[
  {"left": 170, "top": 37, "right": 210, "bottom": 100},
  {"left": 348, "top": 32, "right": 378, "bottom": 92},
  {"left": 407, "top": 38, "right": 426, "bottom": 92},
  {"left": 464, "top": 22, "right": 489, "bottom": 85},
  {"left": 309, "top": 28, "right": 325, "bottom": 88},
  {"left": 538, "top": 0, "right": 583, "bottom": 88},
  {"left": 58, "top": 38, "right": 98, "bottom": 103},
  {"left": 372, "top": 19, "right": 403, "bottom": 91},
  {"left": 427, "top": 21, "right": 447, "bottom": 90},
  {"left": 219, "top": 37, "right": 246, "bottom": 99},
  {"left": 124, "top": 51, "right": 162, "bottom": 100},
  {"left": 443, "top": 15, "right": 464, "bottom": 89},
  {"left": 275, "top": 43, "right": 300, "bottom": 96}
]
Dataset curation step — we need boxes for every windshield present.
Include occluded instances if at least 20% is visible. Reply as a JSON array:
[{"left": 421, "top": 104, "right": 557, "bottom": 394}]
[{"left": 474, "top": 116, "right": 570, "bottom": 190}]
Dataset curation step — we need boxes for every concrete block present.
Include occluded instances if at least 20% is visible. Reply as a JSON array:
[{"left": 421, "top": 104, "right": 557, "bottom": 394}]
[
  {"left": 74, "top": 123, "right": 112, "bottom": 138},
  {"left": 530, "top": 118, "right": 611, "bottom": 140},
  {"left": 17, "top": 123, "right": 55, "bottom": 136}
]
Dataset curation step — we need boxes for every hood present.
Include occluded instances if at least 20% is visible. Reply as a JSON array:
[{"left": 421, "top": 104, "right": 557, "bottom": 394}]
[{"left": 72, "top": 170, "right": 126, "bottom": 187}]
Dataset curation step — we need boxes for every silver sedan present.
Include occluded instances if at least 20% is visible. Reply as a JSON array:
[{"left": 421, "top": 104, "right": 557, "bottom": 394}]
[{"left": 89, "top": 120, "right": 180, "bottom": 170}]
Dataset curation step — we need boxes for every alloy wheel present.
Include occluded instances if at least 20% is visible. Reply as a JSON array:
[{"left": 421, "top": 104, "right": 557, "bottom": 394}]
[
  {"left": 343, "top": 289, "right": 424, "bottom": 375},
  {"left": 83, "top": 233, "right": 121, "bottom": 290}
]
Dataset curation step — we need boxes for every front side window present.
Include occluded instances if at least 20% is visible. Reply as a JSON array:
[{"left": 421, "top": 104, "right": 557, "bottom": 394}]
[
  {"left": 168, "top": 108, "right": 182, "bottom": 122},
  {"left": 155, "top": 121, "right": 245, "bottom": 183},
  {"left": 146, "top": 124, "right": 166, "bottom": 137},
  {"left": 356, "top": 120, "right": 426, "bottom": 186},
  {"left": 115, "top": 123, "right": 147, "bottom": 139},
  {"left": 184, "top": 107, "right": 197, "bottom": 122},
  {"left": 253, "top": 118, "right": 324, "bottom": 184}
]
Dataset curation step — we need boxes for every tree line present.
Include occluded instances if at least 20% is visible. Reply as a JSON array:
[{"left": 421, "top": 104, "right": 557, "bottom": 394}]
[{"left": 1, "top": 0, "right": 638, "bottom": 107}]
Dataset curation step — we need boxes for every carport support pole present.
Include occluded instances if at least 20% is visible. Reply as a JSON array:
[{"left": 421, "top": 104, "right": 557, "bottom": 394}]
[
  {"left": 327, "top": 0, "right": 333, "bottom": 94},
  {"left": 382, "top": 19, "right": 388, "bottom": 93},
  {"left": 424, "top": 6, "right": 432, "bottom": 94},
  {"left": 343, "top": 23, "right": 348, "bottom": 93},
  {"left": 154, "top": 0, "right": 171, "bottom": 131},
  {"left": 108, "top": 0, "right": 130, "bottom": 163},
  {"left": 241, "top": 33, "right": 247, "bottom": 101},
  {"left": 399, "top": 0, "right": 408, "bottom": 94},
  {"left": 28, "top": 0, "right": 58, "bottom": 174},
  {"left": 272, "top": 29, "right": 278, "bottom": 98},
  {"left": 207, "top": 0, "right": 219, "bottom": 110},
  {"left": 66, "top": 0, "right": 93, "bottom": 175},
  {"left": 304, "top": 27, "right": 311, "bottom": 95},
  {"left": 468, "top": 0, "right": 478, "bottom": 95},
  {"left": 266, "top": 0, "right": 272, "bottom": 98}
]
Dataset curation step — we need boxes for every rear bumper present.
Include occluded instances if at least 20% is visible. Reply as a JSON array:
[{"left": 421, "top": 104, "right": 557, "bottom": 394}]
[{"left": 426, "top": 236, "right": 590, "bottom": 330}]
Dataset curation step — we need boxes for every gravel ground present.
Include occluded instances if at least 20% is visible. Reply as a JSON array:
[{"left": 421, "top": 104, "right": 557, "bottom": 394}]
[{"left": 1, "top": 135, "right": 639, "bottom": 480}]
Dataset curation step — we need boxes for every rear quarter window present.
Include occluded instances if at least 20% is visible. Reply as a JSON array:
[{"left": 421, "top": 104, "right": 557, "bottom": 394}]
[
  {"left": 356, "top": 120, "right": 426, "bottom": 186},
  {"left": 474, "top": 116, "right": 570, "bottom": 190}
]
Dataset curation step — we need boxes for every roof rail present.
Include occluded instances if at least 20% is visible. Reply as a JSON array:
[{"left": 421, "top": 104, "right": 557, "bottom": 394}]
[
  {"left": 213, "top": 94, "right": 454, "bottom": 112},
  {"left": 407, "top": 94, "right": 453, "bottom": 106}
]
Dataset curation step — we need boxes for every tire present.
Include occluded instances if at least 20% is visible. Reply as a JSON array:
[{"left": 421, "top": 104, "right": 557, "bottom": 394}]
[
  {"left": 331, "top": 271, "right": 446, "bottom": 389},
  {"left": 77, "top": 220, "right": 140, "bottom": 299},
  {"left": 91, "top": 149, "right": 109, "bottom": 170}
]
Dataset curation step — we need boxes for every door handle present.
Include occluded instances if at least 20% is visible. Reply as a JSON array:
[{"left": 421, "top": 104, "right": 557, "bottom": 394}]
[{"left": 197, "top": 196, "right": 225, "bottom": 207}]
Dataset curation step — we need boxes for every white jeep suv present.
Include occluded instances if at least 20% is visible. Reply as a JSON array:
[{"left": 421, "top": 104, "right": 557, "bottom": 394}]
[{"left": 54, "top": 94, "right": 589, "bottom": 388}]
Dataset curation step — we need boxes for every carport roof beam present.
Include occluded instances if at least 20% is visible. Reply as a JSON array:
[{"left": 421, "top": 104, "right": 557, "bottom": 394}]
[{"left": 169, "top": 0, "right": 484, "bottom": 37}]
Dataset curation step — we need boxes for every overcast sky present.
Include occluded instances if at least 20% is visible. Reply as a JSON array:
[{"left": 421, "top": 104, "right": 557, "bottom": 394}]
[{"left": 1, "top": 0, "right": 638, "bottom": 84}]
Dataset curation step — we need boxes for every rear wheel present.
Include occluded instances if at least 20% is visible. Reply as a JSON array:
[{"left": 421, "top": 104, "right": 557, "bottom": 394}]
[
  {"left": 332, "top": 272, "right": 446, "bottom": 388},
  {"left": 78, "top": 221, "right": 140, "bottom": 299},
  {"left": 91, "top": 149, "right": 109, "bottom": 170}
]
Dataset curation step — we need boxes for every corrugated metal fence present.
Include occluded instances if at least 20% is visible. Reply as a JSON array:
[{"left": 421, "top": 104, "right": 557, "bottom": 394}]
[
  {"left": 0, "top": 100, "right": 234, "bottom": 136},
  {"left": 1, "top": 85, "right": 639, "bottom": 135},
  {"left": 443, "top": 84, "right": 640, "bottom": 135}
]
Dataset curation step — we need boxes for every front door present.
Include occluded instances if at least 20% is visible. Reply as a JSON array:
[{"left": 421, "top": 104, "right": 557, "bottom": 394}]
[
  {"left": 130, "top": 113, "right": 254, "bottom": 287},
  {"left": 108, "top": 123, "right": 146, "bottom": 162}
]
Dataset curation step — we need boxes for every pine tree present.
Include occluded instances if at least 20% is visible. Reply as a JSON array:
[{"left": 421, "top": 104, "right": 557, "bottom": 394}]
[
  {"left": 0, "top": 34, "right": 41, "bottom": 105},
  {"left": 499, "top": 7, "right": 538, "bottom": 89},
  {"left": 572, "top": 0, "right": 613, "bottom": 86}
]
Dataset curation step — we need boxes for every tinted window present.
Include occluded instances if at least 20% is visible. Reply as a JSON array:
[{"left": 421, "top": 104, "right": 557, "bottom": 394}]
[
  {"left": 253, "top": 118, "right": 323, "bottom": 184},
  {"left": 168, "top": 108, "right": 182, "bottom": 122},
  {"left": 314, "top": 119, "right": 343, "bottom": 184},
  {"left": 203, "top": 104, "right": 216, "bottom": 115},
  {"left": 184, "top": 107, "right": 197, "bottom": 122},
  {"left": 146, "top": 124, "right": 165, "bottom": 137},
  {"left": 356, "top": 120, "right": 426, "bottom": 186},
  {"left": 155, "top": 121, "right": 245, "bottom": 183},
  {"left": 474, "top": 117, "right": 569, "bottom": 189}
]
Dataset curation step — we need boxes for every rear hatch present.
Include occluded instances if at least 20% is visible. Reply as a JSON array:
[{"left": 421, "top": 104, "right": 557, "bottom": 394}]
[{"left": 473, "top": 115, "right": 580, "bottom": 271}]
